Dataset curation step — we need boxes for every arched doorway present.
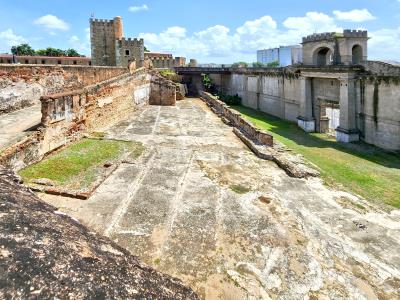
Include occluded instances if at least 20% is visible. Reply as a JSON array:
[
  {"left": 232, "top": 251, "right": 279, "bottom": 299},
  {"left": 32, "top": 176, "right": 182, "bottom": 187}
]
[
  {"left": 352, "top": 45, "right": 363, "bottom": 65},
  {"left": 314, "top": 47, "right": 331, "bottom": 66}
]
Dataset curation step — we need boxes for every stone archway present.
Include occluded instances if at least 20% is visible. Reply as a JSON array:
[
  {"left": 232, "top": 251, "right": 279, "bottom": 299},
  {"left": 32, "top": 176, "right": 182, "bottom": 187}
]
[{"left": 313, "top": 47, "right": 332, "bottom": 66}]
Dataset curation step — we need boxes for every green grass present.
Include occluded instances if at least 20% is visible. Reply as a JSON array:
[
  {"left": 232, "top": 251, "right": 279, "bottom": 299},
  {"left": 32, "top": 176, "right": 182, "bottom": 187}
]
[
  {"left": 19, "top": 138, "right": 145, "bottom": 191},
  {"left": 231, "top": 105, "right": 400, "bottom": 208}
]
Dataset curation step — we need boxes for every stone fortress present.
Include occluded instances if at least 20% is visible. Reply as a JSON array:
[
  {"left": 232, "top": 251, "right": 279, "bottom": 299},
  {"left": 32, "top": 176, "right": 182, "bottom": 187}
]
[
  {"left": 179, "top": 29, "right": 400, "bottom": 151},
  {"left": 1, "top": 13, "right": 400, "bottom": 299},
  {"left": 90, "top": 16, "right": 186, "bottom": 68}
]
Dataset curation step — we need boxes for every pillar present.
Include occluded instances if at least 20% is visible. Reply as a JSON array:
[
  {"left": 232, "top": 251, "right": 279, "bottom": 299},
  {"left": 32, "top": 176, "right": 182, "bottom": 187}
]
[
  {"left": 336, "top": 78, "right": 359, "bottom": 142},
  {"left": 297, "top": 76, "right": 315, "bottom": 132}
]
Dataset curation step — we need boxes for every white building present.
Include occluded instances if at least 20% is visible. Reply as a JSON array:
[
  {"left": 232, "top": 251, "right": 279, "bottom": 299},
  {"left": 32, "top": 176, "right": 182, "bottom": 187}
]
[{"left": 257, "top": 45, "right": 302, "bottom": 67}]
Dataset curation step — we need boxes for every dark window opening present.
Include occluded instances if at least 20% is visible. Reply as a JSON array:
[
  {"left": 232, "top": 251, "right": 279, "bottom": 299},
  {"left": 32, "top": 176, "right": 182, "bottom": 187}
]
[
  {"left": 25, "top": 60, "right": 29, "bottom": 64},
  {"left": 58, "top": 60, "right": 62, "bottom": 65},
  {"left": 125, "top": 49, "right": 130, "bottom": 56},
  {"left": 7, "top": 60, "right": 12, "bottom": 63},
  {"left": 42, "top": 60, "right": 46, "bottom": 64},
  {"left": 89, "top": 61, "right": 92, "bottom": 66},
  {"left": 352, "top": 45, "right": 363, "bottom": 65},
  {"left": 73, "top": 60, "right": 77, "bottom": 65}
]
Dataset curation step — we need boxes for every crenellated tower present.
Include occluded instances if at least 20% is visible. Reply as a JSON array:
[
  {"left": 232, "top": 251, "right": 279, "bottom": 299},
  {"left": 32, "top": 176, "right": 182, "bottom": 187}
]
[{"left": 90, "top": 16, "right": 144, "bottom": 67}]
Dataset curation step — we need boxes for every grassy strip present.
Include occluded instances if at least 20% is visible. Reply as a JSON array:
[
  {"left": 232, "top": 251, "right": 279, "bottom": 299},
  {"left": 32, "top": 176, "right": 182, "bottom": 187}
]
[
  {"left": 231, "top": 105, "right": 400, "bottom": 208},
  {"left": 19, "top": 138, "right": 145, "bottom": 191}
]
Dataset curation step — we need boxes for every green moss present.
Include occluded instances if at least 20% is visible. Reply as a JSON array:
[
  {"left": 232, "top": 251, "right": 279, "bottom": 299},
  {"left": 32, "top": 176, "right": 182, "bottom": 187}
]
[
  {"left": 373, "top": 82, "right": 379, "bottom": 127},
  {"left": 19, "top": 139, "right": 145, "bottom": 190},
  {"left": 229, "top": 185, "right": 251, "bottom": 194},
  {"left": 231, "top": 105, "right": 400, "bottom": 208}
]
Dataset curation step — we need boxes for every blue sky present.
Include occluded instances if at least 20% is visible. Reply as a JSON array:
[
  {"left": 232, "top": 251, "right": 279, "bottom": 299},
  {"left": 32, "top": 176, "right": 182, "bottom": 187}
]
[{"left": 0, "top": 0, "right": 399, "bottom": 63}]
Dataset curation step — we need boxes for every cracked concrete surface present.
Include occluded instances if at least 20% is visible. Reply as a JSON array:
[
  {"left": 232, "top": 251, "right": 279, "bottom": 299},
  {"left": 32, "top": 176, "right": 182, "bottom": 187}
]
[{"left": 40, "top": 98, "right": 400, "bottom": 299}]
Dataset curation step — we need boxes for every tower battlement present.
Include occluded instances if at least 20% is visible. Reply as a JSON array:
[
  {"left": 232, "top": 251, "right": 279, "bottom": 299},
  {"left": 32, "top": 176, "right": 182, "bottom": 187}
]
[
  {"left": 303, "top": 30, "right": 368, "bottom": 43},
  {"left": 343, "top": 30, "right": 368, "bottom": 38}
]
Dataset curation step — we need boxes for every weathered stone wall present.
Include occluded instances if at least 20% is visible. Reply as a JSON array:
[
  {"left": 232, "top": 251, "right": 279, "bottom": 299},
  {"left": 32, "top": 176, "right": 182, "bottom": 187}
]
[
  {"left": 215, "top": 72, "right": 302, "bottom": 122},
  {"left": 0, "top": 65, "right": 127, "bottom": 114},
  {"left": 149, "top": 75, "right": 176, "bottom": 106},
  {"left": 200, "top": 91, "right": 273, "bottom": 146},
  {"left": 356, "top": 79, "right": 400, "bottom": 151},
  {"left": 210, "top": 70, "right": 400, "bottom": 151},
  {"left": 0, "top": 69, "right": 151, "bottom": 170}
]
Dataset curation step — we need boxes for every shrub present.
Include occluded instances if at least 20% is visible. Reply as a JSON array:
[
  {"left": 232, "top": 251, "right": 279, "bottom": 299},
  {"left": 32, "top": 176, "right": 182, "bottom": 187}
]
[{"left": 217, "top": 93, "right": 241, "bottom": 105}]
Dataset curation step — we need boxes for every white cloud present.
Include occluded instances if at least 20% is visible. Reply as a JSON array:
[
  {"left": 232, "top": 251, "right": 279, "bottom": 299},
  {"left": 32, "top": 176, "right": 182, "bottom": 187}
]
[
  {"left": 333, "top": 9, "right": 376, "bottom": 22},
  {"left": 128, "top": 4, "right": 149, "bottom": 12},
  {"left": 369, "top": 27, "right": 400, "bottom": 60},
  {"left": 34, "top": 15, "right": 69, "bottom": 31},
  {"left": 137, "top": 12, "right": 397, "bottom": 63},
  {"left": 68, "top": 31, "right": 90, "bottom": 55},
  {"left": 283, "top": 12, "right": 339, "bottom": 33},
  {"left": 0, "top": 29, "right": 25, "bottom": 50}
]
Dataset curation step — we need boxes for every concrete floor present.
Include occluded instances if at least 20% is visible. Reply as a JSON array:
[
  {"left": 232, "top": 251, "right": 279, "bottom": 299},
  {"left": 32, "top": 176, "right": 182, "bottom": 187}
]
[
  {"left": 41, "top": 99, "right": 400, "bottom": 299},
  {"left": 0, "top": 105, "right": 41, "bottom": 150}
]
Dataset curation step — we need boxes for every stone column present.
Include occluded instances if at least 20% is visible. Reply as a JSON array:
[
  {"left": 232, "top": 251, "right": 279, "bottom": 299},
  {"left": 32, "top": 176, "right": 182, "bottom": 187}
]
[
  {"left": 336, "top": 78, "right": 359, "bottom": 142},
  {"left": 297, "top": 76, "right": 315, "bottom": 132}
]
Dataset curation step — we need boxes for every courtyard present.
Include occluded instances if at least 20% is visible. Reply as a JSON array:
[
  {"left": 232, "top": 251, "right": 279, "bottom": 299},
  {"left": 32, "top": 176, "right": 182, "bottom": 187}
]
[
  {"left": 232, "top": 105, "right": 400, "bottom": 209},
  {"left": 37, "top": 98, "right": 400, "bottom": 299}
]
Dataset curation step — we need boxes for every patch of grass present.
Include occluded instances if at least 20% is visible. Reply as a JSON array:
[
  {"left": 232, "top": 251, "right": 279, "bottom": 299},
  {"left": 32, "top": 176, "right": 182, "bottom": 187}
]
[
  {"left": 230, "top": 184, "right": 251, "bottom": 194},
  {"left": 231, "top": 105, "right": 400, "bottom": 208},
  {"left": 19, "top": 138, "right": 145, "bottom": 191},
  {"left": 153, "top": 258, "right": 161, "bottom": 266}
]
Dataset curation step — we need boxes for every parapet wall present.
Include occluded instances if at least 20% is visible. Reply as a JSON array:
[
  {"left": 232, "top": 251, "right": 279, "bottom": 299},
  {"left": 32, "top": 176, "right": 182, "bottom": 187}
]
[
  {"left": 0, "top": 65, "right": 127, "bottom": 114},
  {"left": 200, "top": 91, "right": 273, "bottom": 146},
  {"left": 0, "top": 68, "right": 151, "bottom": 170}
]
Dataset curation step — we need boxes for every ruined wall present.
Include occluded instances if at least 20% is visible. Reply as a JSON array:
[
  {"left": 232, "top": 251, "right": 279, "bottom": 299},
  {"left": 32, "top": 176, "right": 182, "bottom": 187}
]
[
  {"left": 0, "top": 65, "right": 127, "bottom": 114},
  {"left": 0, "top": 69, "right": 150, "bottom": 170},
  {"left": 200, "top": 91, "right": 273, "bottom": 146},
  {"left": 356, "top": 79, "right": 400, "bottom": 151},
  {"left": 149, "top": 75, "right": 176, "bottom": 106}
]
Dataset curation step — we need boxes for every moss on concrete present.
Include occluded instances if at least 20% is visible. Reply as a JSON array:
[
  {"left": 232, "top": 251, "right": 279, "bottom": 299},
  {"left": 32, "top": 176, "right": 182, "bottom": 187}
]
[{"left": 19, "top": 138, "right": 144, "bottom": 191}]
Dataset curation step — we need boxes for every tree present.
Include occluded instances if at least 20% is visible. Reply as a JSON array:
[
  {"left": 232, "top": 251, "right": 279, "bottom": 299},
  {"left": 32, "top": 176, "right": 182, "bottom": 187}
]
[
  {"left": 232, "top": 62, "right": 248, "bottom": 68},
  {"left": 252, "top": 62, "right": 264, "bottom": 68},
  {"left": 144, "top": 46, "right": 150, "bottom": 52},
  {"left": 65, "top": 49, "right": 81, "bottom": 57},
  {"left": 11, "top": 44, "right": 35, "bottom": 56},
  {"left": 266, "top": 61, "right": 280, "bottom": 67}
]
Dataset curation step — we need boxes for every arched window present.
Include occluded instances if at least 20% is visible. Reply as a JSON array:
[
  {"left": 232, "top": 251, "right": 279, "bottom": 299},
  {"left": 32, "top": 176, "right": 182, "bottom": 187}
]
[
  {"left": 352, "top": 45, "right": 363, "bottom": 65},
  {"left": 314, "top": 47, "right": 331, "bottom": 66}
]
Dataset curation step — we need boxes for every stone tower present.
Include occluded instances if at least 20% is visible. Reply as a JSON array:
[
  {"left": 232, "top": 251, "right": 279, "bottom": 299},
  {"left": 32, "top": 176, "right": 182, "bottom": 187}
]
[
  {"left": 90, "top": 16, "right": 144, "bottom": 67},
  {"left": 302, "top": 30, "right": 368, "bottom": 66}
]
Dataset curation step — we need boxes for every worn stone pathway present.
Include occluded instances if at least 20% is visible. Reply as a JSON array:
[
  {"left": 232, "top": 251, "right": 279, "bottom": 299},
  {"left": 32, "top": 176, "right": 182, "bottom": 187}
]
[
  {"left": 41, "top": 98, "right": 400, "bottom": 299},
  {"left": 0, "top": 105, "right": 41, "bottom": 150}
]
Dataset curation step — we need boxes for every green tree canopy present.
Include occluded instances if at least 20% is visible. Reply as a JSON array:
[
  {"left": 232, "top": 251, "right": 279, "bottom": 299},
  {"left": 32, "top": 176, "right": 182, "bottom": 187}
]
[
  {"left": 144, "top": 46, "right": 150, "bottom": 52},
  {"left": 11, "top": 44, "right": 35, "bottom": 56},
  {"left": 10, "top": 43, "right": 84, "bottom": 57}
]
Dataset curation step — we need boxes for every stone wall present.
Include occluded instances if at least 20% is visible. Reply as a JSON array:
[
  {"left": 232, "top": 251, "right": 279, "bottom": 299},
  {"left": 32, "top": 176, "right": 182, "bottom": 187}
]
[
  {"left": 149, "top": 75, "right": 176, "bottom": 106},
  {"left": 0, "top": 65, "right": 127, "bottom": 114},
  {"left": 357, "top": 79, "right": 400, "bottom": 150},
  {"left": 213, "top": 71, "right": 302, "bottom": 122},
  {"left": 200, "top": 91, "right": 273, "bottom": 147},
  {"left": 209, "top": 69, "right": 400, "bottom": 151},
  {"left": 0, "top": 68, "right": 151, "bottom": 170}
]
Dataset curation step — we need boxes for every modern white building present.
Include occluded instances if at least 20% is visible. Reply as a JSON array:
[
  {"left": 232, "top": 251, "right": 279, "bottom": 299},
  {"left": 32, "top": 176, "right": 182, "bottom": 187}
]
[{"left": 257, "top": 45, "right": 302, "bottom": 67}]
